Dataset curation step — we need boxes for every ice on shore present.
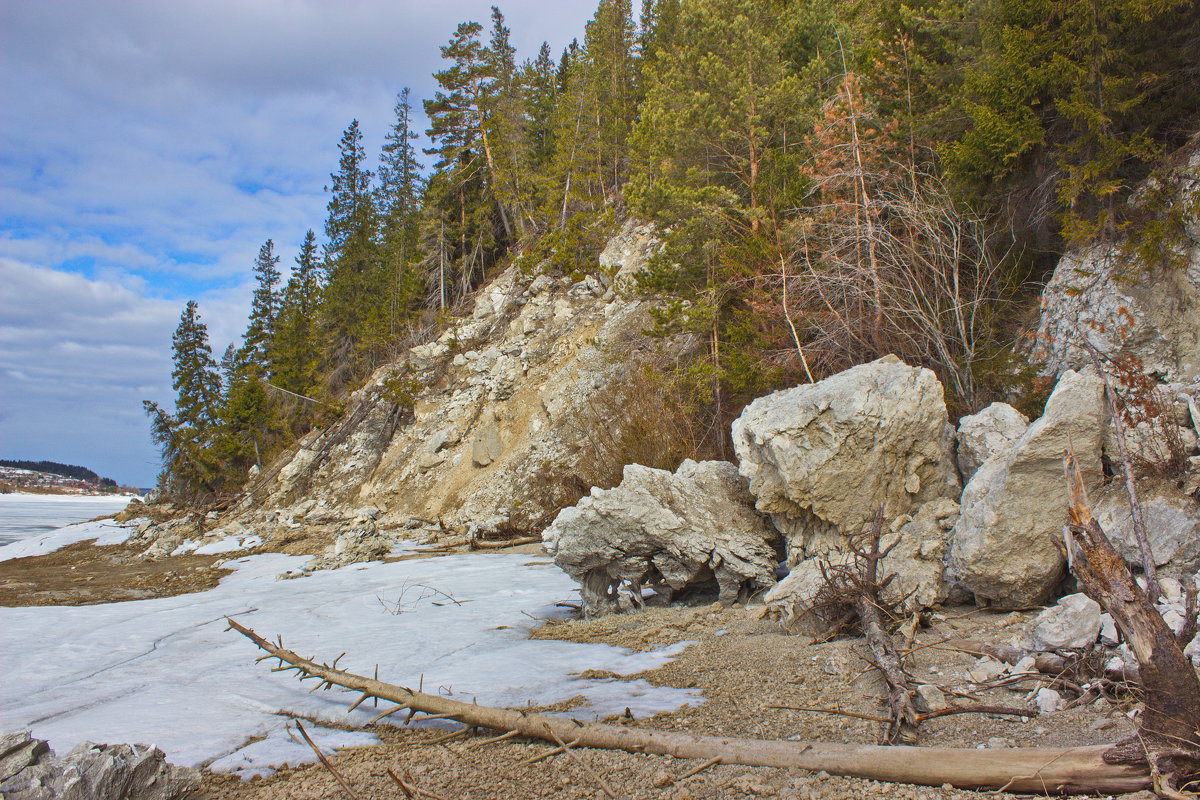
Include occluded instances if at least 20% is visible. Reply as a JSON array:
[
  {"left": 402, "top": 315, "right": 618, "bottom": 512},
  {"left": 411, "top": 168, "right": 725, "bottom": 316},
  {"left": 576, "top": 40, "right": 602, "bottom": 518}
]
[
  {"left": 0, "top": 548, "right": 701, "bottom": 777},
  {"left": 0, "top": 518, "right": 136, "bottom": 561},
  {"left": 0, "top": 493, "right": 136, "bottom": 553}
]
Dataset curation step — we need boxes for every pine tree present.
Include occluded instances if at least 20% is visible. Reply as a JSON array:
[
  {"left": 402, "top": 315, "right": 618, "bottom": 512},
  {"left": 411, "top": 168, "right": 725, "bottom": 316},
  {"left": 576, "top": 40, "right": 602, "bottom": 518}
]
[
  {"left": 484, "top": 6, "right": 537, "bottom": 236},
  {"left": 321, "top": 119, "right": 383, "bottom": 363},
  {"left": 422, "top": 19, "right": 505, "bottom": 308},
  {"left": 240, "top": 239, "right": 281, "bottom": 368},
  {"left": 271, "top": 230, "right": 322, "bottom": 396},
  {"left": 144, "top": 300, "right": 223, "bottom": 498}
]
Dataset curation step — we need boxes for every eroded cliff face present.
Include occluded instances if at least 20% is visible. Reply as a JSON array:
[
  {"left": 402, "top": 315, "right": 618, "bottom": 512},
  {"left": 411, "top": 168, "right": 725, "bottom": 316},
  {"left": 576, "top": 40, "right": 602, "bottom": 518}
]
[
  {"left": 1034, "top": 136, "right": 1200, "bottom": 384},
  {"left": 231, "top": 222, "right": 672, "bottom": 542}
]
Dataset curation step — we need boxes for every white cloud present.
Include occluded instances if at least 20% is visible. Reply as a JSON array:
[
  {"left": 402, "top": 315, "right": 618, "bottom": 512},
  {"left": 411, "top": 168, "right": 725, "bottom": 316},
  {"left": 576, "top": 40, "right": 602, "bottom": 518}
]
[
  {"left": 0, "top": 258, "right": 249, "bottom": 485},
  {"left": 0, "top": 0, "right": 601, "bottom": 485}
]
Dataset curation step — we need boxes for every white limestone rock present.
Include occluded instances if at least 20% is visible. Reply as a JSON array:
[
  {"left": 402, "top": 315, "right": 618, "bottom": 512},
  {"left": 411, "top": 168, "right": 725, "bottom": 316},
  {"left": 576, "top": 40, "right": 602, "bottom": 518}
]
[
  {"left": 543, "top": 460, "right": 781, "bottom": 616},
  {"left": 731, "top": 355, "right": 959, "bottom": 562},
  {"left": 1023, "top": 593, "right": 1103, "bottom": 651},
  {"left": 598, "top": 219, "right": 661, "bottom": 287},
  {"left": 763, "top": 498, "right": 959, "bottom": 627},
  {"left": 0, "top": 733, "right": 198, "bottom": 800},
  {"left": 955, "top": 403, "right": 1029, "bottom": 481},
  {"left": 1034, "top": 687, "right": 1063, "bottom": 714},
  {"left": 949, "top": 369, "right": 1109, "bottom": 606},
  {"left": 762, "top": 553, "right": 852, "bottom": 633},
  {"left": 1093, "top": 479, "right": 1200, "bottom": 576}
]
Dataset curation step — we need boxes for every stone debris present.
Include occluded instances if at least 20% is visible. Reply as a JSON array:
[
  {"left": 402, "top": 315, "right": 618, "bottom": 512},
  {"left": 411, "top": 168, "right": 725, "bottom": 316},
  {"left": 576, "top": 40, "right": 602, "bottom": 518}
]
[
  {"left": 543, "top": 460, "right": 781, "bottom": 616},
  {"left": 302, "top": 518, "right": 395, "bottom": 572},
  {"left": 0, "top": 732, "right": 198, "bottom": 800},
  {"left": 963, "top": 657, "right": 1007, "bottom": 684},
  {"left": 1032, "top": 690, "right": 1060, "bottom": 714}
]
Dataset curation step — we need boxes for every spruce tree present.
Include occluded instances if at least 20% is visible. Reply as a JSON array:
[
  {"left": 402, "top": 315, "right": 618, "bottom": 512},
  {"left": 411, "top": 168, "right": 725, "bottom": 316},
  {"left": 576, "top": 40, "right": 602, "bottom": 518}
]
[
  {"left": 524, "top": 42, "right": 559, "bottom": 173},
  {"left": 377, "top": 89, "right": 426, "bottom": 334},
  {"left": 171, "top": 300, "right": 222, "bottom": 434},
  {"left": 144, "top": 300, "right": 223, "bottom": 498},
  {"left": 322, "top": 119, "right": 383, "bottom": 364},
  {"left": 271, "top": 229, "right": 322, "bottom": 396},
  {"left": 240, "top": 239, "right": 281, "bottom": 368}
]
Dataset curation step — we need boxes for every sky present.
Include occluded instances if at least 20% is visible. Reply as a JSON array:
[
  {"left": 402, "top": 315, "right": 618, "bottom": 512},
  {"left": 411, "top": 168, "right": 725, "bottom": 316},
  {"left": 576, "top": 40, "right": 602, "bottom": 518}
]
[{"left": 0, "top": 0, "right": 600, "bottom": 488}]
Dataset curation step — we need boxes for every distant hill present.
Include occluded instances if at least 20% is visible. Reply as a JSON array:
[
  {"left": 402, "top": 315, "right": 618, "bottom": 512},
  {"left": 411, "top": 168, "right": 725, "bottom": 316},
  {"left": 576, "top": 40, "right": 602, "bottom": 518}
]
[{"left": 0, "top": 460, "right": 119, "bottom": 490}]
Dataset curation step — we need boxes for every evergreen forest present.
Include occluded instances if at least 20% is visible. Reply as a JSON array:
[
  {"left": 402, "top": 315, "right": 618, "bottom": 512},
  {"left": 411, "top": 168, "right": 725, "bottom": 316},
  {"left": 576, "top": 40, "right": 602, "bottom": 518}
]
[{"left": 146, "top": 0, "right": 1200, "bottom": 502}]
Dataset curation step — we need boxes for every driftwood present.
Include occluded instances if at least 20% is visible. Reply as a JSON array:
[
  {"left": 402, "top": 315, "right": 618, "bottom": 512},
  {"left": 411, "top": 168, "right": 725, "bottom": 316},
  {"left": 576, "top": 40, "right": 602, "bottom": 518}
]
[
  {"left": 1062, "top": 446, "right": 1200, "bottom": 794},
  {"left": 226, "top": 616, "right": 1147, "bottom": 794},
  {"left": 470, "top": 535, "right": 542, "bottom": 550}
]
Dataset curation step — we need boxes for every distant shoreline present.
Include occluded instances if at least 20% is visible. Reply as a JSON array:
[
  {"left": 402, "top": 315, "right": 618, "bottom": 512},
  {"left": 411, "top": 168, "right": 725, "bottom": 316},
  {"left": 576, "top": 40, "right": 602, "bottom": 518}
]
[{"left": 0, "top": 489, "right": 140, "bottom": 500}]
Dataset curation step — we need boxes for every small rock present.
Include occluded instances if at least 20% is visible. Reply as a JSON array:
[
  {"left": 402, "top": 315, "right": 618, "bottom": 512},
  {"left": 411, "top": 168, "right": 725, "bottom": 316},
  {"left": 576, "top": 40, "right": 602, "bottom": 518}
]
[
  {"left": 965, "top": 657, "right": 1006, "bottom": 684},
  {"left": 1099, "top": 613, "right": 1120, "bottom": 646},
  {"left": 1011, "top": 655, "right": 1038, "bottom": 675},
  {"left": 1024, "top": 593, "right": 1102, "bottom": 650},
  {"left": 915, "top": 684, "right": 946, "bottom": 712},
  {"left": 1034, "top": 687, "right": 1062, "bottom": 714}
]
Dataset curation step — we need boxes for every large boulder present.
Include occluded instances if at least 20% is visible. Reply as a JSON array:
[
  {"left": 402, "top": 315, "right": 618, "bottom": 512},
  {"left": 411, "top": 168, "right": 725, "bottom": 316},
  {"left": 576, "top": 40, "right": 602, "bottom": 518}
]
[
  {"left": 1093, "top": 478, "right": 1200, "bottom": 577},
  {"left": 949, "top": 369, "right": 1109, "bottom": 606},
  {"left": 0, "top": 732, "right": 198, "bottom": 800},
  {"left": 765, "top": 497, "right": 960, "bottom": 627},
  {"left": 956, "top": 403, "right": 1029, "bottom": 482},
  {"left": 731, "top": 355, "right": 959, "bottom": 562},
  {"left": 542, "top": 460, "right": 781, "bottom": 616}
]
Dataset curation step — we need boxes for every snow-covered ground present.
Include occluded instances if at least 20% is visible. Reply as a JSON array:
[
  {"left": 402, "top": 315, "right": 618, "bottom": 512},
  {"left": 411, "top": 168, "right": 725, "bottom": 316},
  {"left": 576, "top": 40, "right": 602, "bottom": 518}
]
[
  {"left": 0, "top": 493, "right": 135, "bottom": 547},
  {"left": 1, "top": 545, "right": 701, "bottom": 778}
]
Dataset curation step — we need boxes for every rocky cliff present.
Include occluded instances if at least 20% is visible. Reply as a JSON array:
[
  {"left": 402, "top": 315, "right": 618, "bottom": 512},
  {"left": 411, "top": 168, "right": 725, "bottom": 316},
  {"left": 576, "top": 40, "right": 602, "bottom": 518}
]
[{"left": 221, "top": 222, "right": 675, "bottom": 549}]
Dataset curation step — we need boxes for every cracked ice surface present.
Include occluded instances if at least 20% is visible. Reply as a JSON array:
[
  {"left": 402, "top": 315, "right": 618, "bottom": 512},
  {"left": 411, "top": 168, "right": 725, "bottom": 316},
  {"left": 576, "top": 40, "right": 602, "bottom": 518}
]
[{"left": 0, "top": 550, "right": 701, "bottom": 775}]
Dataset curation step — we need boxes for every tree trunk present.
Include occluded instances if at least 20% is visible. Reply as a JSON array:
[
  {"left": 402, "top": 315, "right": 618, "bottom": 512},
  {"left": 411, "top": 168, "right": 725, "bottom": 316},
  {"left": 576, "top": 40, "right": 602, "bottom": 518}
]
[
  {"left": 1063, "top": 447, "right": 1200, "bottom": 792},
  {"left": 227, "top": 617, "right": 1149, "bottom": 794}
]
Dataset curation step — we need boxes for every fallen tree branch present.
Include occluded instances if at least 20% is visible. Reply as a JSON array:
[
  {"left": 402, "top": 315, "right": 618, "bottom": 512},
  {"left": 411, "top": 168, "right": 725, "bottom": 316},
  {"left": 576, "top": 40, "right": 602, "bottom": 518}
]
[
  {"left": 1062, "top": 445, "right": 1200, "bottom": 793},
  {"left": 226, "top": 616, "right": 1149, "bottom": 793},
  {"left": 294, "top": 720, "right": 362, "bottom": 800},
  {"left": 851, "top": 509, "right": 918, "bottom": 743},
  {"left": 470, "top": 536, "right": 542, "bottom": 550}
]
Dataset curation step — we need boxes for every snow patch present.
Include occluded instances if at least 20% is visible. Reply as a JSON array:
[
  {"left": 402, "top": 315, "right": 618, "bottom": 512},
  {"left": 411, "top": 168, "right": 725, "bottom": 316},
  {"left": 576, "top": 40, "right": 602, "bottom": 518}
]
[{"left": 0, "top": 550, "right": 701, "bottom": 776}]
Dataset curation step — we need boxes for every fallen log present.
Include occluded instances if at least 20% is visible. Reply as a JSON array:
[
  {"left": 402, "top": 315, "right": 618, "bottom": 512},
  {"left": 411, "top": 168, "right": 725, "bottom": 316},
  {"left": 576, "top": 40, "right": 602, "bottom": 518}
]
[{"left": 226, "top": 616, "right": 1148, "bottom": 794}]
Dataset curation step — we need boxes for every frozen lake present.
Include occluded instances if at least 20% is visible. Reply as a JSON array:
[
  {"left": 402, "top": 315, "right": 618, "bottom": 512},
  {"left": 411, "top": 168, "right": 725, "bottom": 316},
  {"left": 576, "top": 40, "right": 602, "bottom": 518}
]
[
  {"left": 0, "top": 504, "right": 701, "bottom": 778},
  {"left": 0, "top": 493, "right": 135, "bottom": 546}
]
